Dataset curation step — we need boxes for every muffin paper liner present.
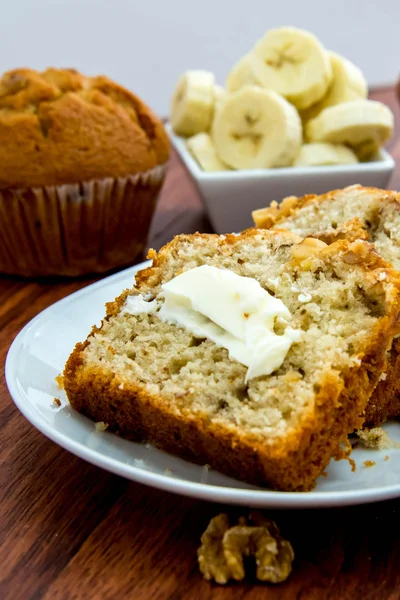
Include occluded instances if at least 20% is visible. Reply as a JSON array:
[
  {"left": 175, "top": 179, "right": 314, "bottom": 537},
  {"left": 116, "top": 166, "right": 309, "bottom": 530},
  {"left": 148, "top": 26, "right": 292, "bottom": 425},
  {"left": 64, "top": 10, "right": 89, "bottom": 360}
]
[{"left": 0, "top": 164, "right": 166, "bottom": 277}]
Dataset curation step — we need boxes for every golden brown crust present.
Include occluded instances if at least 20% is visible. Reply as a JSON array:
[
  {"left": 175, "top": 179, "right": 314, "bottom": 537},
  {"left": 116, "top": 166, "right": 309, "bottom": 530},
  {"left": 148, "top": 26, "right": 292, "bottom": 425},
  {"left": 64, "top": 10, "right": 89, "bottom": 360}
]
[
  {"left": 252, "top": 185, "right": 399, "bottom": 230},
  {"left": 63, "top": 312, "right": 394, "bottom": 492},
  {"left": 363, "top": 337, "right": 400, "bottom": 427},
  {"left": 63, "top": 230, "right": 400, "bottom": 491},
  {"left": 0, "top": 68, "right": 169, "bottom": 188}
]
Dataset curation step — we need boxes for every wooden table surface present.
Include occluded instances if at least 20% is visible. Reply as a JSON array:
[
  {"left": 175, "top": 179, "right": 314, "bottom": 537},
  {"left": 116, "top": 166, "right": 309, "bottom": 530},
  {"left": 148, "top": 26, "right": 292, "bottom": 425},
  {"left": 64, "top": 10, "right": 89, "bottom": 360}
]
[{"left": 1, "top": 87, "right": 400, "bottom": 600}]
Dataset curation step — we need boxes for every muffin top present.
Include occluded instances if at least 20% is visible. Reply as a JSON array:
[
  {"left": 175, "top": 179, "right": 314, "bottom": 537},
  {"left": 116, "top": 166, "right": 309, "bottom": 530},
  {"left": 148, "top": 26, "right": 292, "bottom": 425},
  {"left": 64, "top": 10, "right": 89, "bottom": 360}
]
[{"left": 0, "top": 68, "right": 170, "bottom": 189}]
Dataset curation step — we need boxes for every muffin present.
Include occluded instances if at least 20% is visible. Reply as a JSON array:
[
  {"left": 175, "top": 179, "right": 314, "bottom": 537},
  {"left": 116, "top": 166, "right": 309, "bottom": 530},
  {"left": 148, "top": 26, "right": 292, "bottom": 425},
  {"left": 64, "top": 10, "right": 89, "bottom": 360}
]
[{"left": 0, "top": 67, "right": 170, "bottom": 276}]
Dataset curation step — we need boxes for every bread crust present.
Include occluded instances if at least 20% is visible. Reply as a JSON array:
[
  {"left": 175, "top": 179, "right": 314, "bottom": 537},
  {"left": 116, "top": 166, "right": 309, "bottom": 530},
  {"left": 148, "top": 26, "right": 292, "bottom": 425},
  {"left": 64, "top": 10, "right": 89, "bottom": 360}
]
[
  {"left": 63, "top": 230, "right": 400, "bottom": 491},
  {"left": 252, "top": 185, "right": 399, "bottom": 230},
  {"left": 363, "top": 338, "right": 400, "bottom": 427},
  {"left": 0, "top": 68, "right": 169, "bottom": 188},
  {"left": 64, "top": 339, "right": 389, "bottom": 491}
]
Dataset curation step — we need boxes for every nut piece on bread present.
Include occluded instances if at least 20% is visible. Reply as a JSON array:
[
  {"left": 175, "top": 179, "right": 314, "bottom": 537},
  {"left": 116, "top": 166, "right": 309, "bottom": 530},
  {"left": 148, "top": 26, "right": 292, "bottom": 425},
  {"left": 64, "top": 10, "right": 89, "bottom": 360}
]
[
  {"left": 253, "top": 185, "right": 400, "bottom": 427},
  {"left": 0, "top": 67, "right": 169, "bottom": 188},
  {"left": 63, "top": 229, "right": 400, "bottom": 491}
]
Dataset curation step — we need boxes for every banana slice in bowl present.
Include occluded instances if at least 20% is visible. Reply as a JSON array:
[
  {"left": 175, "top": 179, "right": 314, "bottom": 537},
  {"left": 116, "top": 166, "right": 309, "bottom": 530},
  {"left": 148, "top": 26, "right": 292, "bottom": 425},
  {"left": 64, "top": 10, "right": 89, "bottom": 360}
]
[
  {"left": 226, "top": 55, "right": 259, "bottom": 92},
  {"left": 294, "top": 143, "right": 359, "bottom": 166},
  {"left": 300, "top": 52, "right": 368, "bottom": 122},
  {"left": 213, "top": 85, "right": 227, "bottom": 110},
  {"left": 187, "top": 133, "right": 230, "bottom": 172},
  {"left": 249, "top": 27, "right": 332, "bottom": 110},
  {"left": 170, "top": 70, "right": 215, "bottom": 137},
  {"left": 211, "top": 85, "right": 302, "bottom": 170},
  {"left": 321, "top": 52, "right": 367, "bottom": 106},
  {"left": 306, "top": 99, "right": 394, "bottom": 159}
]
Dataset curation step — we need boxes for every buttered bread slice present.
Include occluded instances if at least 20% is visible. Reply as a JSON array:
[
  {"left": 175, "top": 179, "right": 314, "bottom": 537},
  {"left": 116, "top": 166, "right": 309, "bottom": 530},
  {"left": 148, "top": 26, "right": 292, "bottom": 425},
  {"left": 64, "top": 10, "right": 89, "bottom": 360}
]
[
  {"left": 253, "top": 185, "right": 400, "bottom": 426},
  {"left": 64, "top": 230, "right": 400, "bottom": 491}
]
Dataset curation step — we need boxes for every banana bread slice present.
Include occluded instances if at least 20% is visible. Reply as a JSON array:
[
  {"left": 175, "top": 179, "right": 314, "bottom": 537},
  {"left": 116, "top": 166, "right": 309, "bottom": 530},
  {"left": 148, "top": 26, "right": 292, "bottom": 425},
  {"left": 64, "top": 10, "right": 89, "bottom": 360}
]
[
  {"left": 64, "top": 230, "right": 400, "bottom": 491},
  {"left": 253, "top": 185, "right": 400, "bottom": 426}
]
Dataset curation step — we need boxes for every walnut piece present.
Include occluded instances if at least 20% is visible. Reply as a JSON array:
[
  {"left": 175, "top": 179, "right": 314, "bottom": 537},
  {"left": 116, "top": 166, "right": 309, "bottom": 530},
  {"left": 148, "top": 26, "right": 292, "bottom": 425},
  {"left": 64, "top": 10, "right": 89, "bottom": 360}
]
[
  {"left": 252, "top": 195, "right": 299, "bottom": 228},
  {"left": 198, "top": 512, "right": 294, "bottom": 585},
  {"left": 291, "top": 237, "right": 327, "bottom": 262},
  {"left": 197, "top": 513, "right": 231, "bottom": 584}
]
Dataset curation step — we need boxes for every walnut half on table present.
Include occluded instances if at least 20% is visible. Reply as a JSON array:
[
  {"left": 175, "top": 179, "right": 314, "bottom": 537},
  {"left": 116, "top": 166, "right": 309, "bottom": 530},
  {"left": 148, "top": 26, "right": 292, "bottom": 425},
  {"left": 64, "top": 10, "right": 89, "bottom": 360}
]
[{"left": 198, "top": 512, "right": 294, "bottom": 585}]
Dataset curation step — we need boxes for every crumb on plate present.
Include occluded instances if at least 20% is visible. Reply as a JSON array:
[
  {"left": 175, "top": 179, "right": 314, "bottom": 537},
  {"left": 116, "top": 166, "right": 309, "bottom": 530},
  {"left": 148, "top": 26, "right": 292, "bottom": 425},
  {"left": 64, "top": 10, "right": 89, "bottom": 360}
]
[
  {"left": 348, "top": 457, "right": 356, "bottom": 472},
  {"left": 356, "top": 427, "right": 400, "bottom": 450},
  {"left": 363, "top": 460, "right": 376, "bottom": 468},
  {"left": 95, "top": 421, "right": 108, "bottom": 432}
]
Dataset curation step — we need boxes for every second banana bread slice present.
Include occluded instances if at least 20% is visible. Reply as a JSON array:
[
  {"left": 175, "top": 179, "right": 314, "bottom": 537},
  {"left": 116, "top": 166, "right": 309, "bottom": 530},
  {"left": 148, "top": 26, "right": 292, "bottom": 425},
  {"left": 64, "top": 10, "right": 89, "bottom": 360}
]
[{"left": 253, "top": 185, "right": 400, "bottom": 426}]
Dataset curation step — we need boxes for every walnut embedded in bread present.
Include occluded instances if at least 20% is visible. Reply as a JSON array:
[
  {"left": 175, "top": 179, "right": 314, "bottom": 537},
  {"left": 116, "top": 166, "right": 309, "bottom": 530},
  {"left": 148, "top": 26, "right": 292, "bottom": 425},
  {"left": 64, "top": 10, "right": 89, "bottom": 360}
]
[{"left": 0, "top": 68, "right": 169, "bottom": 188}]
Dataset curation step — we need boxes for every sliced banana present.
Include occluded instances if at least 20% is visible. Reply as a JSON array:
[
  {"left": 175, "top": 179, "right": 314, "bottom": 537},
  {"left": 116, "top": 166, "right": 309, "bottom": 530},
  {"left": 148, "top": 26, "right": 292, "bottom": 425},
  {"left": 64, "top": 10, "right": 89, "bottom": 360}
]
[
  {"left": 226, "top": 55, "right": 259, "bottom": 92},
  {"left": 323, "top": 52, "right": 367, "bottom": 106},
  {"left": 294, "top": 143, "right": 358, "bottom": 166},
  {"left": 211, "top": 85, "right": 302, "bottom": 170},
  {"left": 306, "top": 100, "right": 394, "bottom": 159},
  {"left": 249, "top": 27, "right": 332, "bottom": 110},
  {"left": 187, "top": 133, "right": 230, "bottom": 172},
  {"left": 170, "top": 70, "right": 215, "bottom": 137},
  {"left": 301, "top": 51, "right": 368, "bottom": 122},
  {"left": 213, "top": 84, "right": 226, "bottom": 110}
]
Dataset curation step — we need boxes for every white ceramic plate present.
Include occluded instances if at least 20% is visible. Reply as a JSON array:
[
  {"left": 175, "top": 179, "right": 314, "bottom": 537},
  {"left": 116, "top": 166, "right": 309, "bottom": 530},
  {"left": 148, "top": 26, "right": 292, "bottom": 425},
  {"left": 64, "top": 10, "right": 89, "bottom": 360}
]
[{"left": 6, "top": 261, "right": 400, "bottom": 508}]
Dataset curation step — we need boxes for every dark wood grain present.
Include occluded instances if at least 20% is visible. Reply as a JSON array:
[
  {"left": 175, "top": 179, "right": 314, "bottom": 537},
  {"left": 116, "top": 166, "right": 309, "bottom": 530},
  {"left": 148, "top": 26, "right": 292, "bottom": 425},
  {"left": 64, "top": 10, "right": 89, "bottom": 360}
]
[{"left": 1, "top": 86, "right": 400, "bottom": 600}]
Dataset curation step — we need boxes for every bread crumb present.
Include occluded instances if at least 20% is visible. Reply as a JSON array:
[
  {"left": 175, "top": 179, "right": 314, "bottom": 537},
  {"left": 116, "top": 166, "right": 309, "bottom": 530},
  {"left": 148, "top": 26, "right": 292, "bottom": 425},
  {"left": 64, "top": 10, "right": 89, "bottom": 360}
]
[
  {"left": 52, "top": 397, "right": 61, "bottom": 407},
  {"left": 363, "top": 460, "right": 376, "bottom": 468},
  {"left": 384, "top": 455, "right": 389, "bottom": 461},
  {"left": 356, "top": 427, "right": 400, "bottom": 450},
  {"left": 348, "top": 457, "right": 356, "bottom": 472},
  {"left": 95, "top": 421, "right": 108, "bottom": 432},
  {"left": 55, "top": 374, "right": 64, "bottom": 389}
]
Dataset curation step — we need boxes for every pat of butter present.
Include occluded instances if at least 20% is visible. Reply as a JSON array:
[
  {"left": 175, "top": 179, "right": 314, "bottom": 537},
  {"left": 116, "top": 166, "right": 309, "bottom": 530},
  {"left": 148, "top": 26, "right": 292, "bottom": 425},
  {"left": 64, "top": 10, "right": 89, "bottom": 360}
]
[{"left": 158, "top": 265, "right": 302, "bottom": 381}]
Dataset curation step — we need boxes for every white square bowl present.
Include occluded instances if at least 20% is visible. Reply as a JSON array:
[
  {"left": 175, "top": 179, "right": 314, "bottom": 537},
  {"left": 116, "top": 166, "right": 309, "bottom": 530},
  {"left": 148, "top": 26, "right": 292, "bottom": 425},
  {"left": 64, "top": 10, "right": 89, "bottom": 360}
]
[{"left": 167, "top": 124, "right": 395, "bottom": 234}]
